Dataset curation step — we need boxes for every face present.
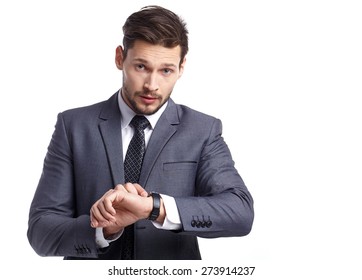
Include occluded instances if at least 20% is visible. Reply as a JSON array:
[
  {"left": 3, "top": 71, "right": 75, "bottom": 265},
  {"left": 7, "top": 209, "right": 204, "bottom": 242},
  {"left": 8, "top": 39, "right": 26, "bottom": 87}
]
[{"left": 115, "top": 40, "right": 186, "bottom": 115}]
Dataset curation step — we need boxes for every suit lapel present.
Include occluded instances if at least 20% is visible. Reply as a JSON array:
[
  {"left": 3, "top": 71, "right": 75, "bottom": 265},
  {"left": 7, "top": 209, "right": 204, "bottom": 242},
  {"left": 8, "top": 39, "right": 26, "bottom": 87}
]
[
  {"left": 97, "top": 95, "right": 180, "bottom": 189},
  {"left": 98, "top": 93, "right": 125, "bottom": 186},
  {"left": 139, "top": 100, "right": 179, "bottom": 188}
]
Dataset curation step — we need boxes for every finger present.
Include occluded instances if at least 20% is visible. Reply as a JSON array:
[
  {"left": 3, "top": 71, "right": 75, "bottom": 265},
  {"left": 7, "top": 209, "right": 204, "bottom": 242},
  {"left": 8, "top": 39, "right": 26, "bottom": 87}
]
[
  {"left": 90, "top": 203, "right": 110, "bottom": 227},
  {"left": 133, "top": 183, "right": 148, "bottom": 197},
  {"left": 99, "top": 192, "right": 118, "bottom": 217},
  {"left": 89, "top": 208, "right": 98, "bottom": 228},
  {"left": 109, "top": 188, "right": 127, "bottom": 204},
  {"left": 124, "top": 182, "right": 138, "bottom": 195},
  {"left": 93, "top": 201, "right": 115, "bottom": 225},
  {"left": 91, "top": 192, "right": 119, "bottom": 225},
  {"left": 91, "top": 186, "right": 128, "bottom": 227},
  {"left": 90, "top": 188, "right": 119, "bottom": 227},
  {"left": 114, "top": 184, "right": 126, "bottom": 191}
]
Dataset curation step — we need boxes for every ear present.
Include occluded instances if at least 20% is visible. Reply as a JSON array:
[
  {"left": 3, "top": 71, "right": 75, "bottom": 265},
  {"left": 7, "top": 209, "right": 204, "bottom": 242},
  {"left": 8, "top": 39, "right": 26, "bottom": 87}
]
[
  {"left": 115, "top": 46, "right": 124, "bottom": 70},
  {"left": 178, "top": 57, "right": 186, "bottom": 78}
]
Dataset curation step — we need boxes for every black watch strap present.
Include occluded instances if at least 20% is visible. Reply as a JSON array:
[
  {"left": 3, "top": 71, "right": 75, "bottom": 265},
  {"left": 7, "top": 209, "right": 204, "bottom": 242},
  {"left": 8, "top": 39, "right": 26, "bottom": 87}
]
[{"left": 148, "top": 192, "right": 161, "bottom": 221}]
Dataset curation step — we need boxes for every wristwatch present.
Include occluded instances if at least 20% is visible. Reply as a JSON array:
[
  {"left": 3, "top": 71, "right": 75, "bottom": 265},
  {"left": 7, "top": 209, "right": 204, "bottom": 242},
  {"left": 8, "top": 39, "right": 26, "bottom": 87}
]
[{"left": 148, "top": 192, "right": 161, "bottom": 221}]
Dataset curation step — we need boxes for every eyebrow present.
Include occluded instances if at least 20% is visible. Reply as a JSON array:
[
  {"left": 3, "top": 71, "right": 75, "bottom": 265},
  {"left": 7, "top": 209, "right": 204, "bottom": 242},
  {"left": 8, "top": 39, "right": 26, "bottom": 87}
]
[{"left": 132, "top": 58, "right": 178, "bottom": 69}]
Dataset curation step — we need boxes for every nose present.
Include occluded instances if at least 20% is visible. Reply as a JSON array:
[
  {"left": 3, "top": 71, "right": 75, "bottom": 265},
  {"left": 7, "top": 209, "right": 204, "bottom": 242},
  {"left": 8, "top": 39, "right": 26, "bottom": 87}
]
[{"left": 144, "top": 73, "right": 159, "bottom": 92}]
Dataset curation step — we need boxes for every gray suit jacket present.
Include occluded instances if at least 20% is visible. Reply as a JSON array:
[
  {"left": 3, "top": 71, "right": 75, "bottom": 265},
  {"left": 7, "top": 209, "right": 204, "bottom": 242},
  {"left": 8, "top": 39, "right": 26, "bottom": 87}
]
[{"left": 27, "top": 92, "right": 254, "bottom": 260}]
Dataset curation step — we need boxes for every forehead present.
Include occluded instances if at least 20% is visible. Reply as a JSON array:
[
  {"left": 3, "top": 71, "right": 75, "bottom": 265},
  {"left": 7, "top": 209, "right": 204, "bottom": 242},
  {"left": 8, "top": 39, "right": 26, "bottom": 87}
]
[{"left": 126, "top": 40, "right": 181, "bottom": 66}]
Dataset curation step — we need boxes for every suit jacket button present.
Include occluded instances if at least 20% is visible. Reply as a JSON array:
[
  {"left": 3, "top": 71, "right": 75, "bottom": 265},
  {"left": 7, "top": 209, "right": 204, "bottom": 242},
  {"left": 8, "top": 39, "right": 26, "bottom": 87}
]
[{"left": 191, "top": 220, "right": 196, "bottom": 227}]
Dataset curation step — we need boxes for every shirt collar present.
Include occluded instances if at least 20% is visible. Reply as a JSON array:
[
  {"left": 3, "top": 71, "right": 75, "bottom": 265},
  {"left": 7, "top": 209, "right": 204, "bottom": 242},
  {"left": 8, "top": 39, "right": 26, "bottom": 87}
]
[{"left": 117, "top": 89, "right": 168, "bottom": 129}]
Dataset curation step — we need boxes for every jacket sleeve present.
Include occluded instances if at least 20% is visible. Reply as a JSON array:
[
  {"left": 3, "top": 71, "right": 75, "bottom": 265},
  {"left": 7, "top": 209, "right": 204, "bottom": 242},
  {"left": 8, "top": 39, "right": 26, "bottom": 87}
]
[
  {"left": 175, "top": 118, "right": 254, "bottom": 238},
  {"left": 27, "top": 113, "right": 98, "bottom": 258}
]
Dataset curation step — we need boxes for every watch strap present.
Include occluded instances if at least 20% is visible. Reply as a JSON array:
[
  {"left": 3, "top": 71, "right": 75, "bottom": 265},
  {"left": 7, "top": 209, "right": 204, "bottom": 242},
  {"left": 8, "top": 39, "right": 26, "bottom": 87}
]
[{"left": 148, "top": 192, "right": 161, "bottom": 221}]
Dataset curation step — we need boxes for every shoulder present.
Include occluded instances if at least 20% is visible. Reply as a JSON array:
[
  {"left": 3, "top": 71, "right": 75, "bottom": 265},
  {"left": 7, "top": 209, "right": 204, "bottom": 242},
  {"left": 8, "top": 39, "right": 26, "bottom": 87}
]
[
  {"left": 168, "top": 100, "right": 223, "bottom": 136},
  {"left": 172, "top": 100, "right": 221, "bottom": 128},
  {"left": 58, "top": 93, "right": 118, "bottom": 124},
  {"left": 170, "top": 99, "right": 219, "bottom": 123},
  {"left": 60, "top": 100, "right": 106, "bottom": 120}
]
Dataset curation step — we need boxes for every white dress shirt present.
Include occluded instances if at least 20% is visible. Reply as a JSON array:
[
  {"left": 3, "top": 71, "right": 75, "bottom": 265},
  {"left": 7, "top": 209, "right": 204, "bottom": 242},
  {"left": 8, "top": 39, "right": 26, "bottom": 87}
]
[{"left": 95, "top": 90, "right": 181, "bottom": 248}]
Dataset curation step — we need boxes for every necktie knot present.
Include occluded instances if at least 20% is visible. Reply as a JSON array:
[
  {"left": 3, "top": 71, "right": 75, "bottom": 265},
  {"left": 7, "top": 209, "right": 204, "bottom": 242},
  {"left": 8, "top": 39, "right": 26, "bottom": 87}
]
[{"left": 130, "top": 115, "right": 149, "bottom": 132}]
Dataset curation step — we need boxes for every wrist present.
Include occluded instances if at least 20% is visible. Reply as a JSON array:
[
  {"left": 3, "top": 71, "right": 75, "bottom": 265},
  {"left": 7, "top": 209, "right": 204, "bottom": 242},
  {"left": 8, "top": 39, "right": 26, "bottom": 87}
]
[
  {"left": 147, "top": 192, "right": 161, "bottom": 221},
  {"left": 155, "top": 200, "right": 165, "bottom": 224},
  {"left": 145, "top": 192, "right": 166, "bottom": 223},
  {"left": 103, "top": 226, "right": 124, "bottom": 239}
]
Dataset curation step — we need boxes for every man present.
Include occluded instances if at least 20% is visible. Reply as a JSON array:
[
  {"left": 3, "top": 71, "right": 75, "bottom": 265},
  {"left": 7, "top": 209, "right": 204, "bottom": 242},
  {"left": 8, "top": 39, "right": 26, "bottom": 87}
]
[{"left": 27, "top": 5, "right": 254, "bottom": 260}]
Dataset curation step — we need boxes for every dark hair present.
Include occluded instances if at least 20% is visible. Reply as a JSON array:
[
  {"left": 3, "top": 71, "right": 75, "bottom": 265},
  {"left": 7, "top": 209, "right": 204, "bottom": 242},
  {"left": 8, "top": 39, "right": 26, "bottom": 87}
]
[{"left": 122, "top": 5, "right": 189, "bottom": 66}]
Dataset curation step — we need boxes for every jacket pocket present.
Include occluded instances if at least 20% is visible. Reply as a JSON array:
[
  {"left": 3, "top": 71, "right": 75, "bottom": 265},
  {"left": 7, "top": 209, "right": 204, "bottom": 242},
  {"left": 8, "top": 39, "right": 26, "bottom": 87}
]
[{"left": 163, "top": 161, "right": 197, "bottom": 171}]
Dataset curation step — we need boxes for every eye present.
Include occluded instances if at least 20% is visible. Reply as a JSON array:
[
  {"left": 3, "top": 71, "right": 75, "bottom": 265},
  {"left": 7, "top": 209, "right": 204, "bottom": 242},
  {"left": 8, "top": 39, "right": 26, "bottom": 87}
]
[
  {"left": 162, "top": 68, "right": 173, "bottom": 75},
  {"left": 136, "top": 64, "right": 145, "bottom": 71}
]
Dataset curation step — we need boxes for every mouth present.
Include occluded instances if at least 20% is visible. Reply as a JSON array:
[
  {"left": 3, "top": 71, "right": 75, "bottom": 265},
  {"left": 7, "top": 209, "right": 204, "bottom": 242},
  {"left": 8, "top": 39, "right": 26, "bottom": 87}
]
[{"left": 139, "top": 94, "right": 159, "bottom": 105}]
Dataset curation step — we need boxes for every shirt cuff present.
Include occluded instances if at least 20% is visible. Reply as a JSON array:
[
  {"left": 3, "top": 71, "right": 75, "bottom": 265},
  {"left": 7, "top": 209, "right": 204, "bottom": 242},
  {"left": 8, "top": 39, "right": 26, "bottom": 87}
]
[
  {"left": 95, "top": 227, "right": 124, "bottom": 248},
  {"left": 152, "top": 194, "right": 182, "bottom": 230}
]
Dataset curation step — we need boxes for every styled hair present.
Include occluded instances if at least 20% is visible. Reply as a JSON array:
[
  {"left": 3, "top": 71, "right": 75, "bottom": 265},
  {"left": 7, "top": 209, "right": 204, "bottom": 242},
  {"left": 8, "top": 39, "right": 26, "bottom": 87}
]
[{"left": 122, "top": 5, "right": 189, "bottom": 66}]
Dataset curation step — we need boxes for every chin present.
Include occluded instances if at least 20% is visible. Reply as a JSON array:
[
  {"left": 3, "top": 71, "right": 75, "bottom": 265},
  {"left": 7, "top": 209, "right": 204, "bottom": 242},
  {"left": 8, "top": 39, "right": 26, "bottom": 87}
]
[
  {"left": 133, "top": 106, "right": 156, "bottom": 115},
  {"left": 141, "top": 108, "right": 160, "bottom": 115}
]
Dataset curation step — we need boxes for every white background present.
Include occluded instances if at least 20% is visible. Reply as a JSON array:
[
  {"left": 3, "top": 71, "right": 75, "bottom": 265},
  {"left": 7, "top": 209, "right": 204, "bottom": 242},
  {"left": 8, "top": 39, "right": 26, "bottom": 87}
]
[{"left": 1, "top": 0, "right": 361, "bottom": 279}]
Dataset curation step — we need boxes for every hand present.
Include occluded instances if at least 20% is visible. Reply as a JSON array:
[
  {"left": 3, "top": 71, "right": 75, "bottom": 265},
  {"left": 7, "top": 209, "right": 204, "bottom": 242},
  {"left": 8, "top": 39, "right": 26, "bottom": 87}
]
[{"left": 90, "top": 183, "right": 151, "bottom": 236}]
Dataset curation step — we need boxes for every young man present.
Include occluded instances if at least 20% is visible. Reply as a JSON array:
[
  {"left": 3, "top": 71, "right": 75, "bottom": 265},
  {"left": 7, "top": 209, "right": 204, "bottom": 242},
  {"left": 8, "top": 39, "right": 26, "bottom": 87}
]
[{"left": 27, "top": 5, "right": 254, "bottom": 260}]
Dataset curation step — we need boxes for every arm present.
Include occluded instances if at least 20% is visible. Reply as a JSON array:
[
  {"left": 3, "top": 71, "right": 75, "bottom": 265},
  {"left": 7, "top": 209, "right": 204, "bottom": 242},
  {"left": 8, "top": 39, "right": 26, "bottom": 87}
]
[
  {"left": 27, "top": 113, "right": 98, "bottom": 257},
  {"left": 176, "top": 118, "right": 254, "bottom": 238}
]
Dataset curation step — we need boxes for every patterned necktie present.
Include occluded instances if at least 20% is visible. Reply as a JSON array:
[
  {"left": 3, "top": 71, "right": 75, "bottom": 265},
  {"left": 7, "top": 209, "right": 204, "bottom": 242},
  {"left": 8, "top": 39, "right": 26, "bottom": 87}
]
[
  {"left": 120, "top": 115, "right": 149, "bottom": 259},
  {"left": 124, "top": 115, "right": 150, "bottom": 183}
]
